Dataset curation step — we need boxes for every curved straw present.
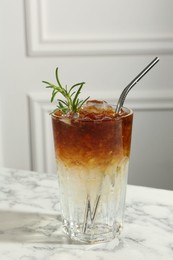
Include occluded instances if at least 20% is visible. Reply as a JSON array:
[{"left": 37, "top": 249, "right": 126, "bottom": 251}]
[
  {"left": 116, "top": 57, "right": 160, "bottom": 113},
  {"left": 82, "top": 57, "right": 160, "bottom": 234}
]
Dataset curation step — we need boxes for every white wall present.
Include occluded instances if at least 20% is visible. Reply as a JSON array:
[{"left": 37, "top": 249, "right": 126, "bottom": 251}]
[
  {"left": 0, "top": 0, "right": 173, "bottom": 190},
  {"left": 0, "top": 98, "right": 3, "bottom": 166}
]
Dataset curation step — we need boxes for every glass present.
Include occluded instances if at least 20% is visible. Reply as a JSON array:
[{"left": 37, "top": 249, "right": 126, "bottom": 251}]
[{"left": 52, "top": 105, "right": 133, "bottom": 243}]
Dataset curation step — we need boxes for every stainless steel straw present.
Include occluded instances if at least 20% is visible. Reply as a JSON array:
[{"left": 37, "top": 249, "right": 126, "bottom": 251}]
[
  {"left": 82, "top": 194, "right": 101, "bottom": 233},
  {"left": 83, "top": 57, "right": 160, "bottom": 234},
  {"left": 116, "top": 57, "right": 160, "bottom": 113}
]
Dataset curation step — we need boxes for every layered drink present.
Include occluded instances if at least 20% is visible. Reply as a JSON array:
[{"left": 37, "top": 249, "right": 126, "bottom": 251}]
[{"left": 52, "top": 100, "right": 133, "bottom": 243}]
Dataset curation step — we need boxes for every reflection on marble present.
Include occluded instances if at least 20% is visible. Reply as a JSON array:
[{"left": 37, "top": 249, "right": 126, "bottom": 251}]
[{"left": 0, "top": 168, "right": 172, "bottom": 259}]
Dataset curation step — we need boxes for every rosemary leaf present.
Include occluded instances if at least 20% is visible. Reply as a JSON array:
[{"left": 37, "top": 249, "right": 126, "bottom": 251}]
[{"left": 43, "top": 68, "right": 89, "bottom": 113}]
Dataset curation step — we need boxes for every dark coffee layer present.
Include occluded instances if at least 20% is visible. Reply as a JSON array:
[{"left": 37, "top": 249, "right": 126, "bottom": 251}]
[{"left": 52, "top": 101, "right": 133, "bottom": 169}]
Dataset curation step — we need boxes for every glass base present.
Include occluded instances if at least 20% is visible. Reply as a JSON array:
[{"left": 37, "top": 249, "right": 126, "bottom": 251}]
[{"left": 62, "top": 218, "right": 122, "bottom": 244}]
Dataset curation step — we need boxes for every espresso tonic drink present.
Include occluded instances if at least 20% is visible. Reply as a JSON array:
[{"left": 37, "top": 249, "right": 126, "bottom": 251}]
[{"left": 52, "top": 100, "right": 133, "bottom": 243}]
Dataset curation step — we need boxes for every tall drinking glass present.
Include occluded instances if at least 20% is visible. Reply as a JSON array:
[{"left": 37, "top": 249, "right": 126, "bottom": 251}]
[{"left": 52, "top": 101, "right": 133, "bottom": 243}]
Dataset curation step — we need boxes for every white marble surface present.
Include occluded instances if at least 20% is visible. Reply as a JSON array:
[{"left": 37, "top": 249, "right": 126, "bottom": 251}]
[{"left": 0, "top": 168, "right": 172, "bottom": 260}]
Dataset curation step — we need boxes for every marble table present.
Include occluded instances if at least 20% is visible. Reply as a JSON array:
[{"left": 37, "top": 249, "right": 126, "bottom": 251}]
[{"left": 0, "top": 168, "right": 172, "bottom": 260}]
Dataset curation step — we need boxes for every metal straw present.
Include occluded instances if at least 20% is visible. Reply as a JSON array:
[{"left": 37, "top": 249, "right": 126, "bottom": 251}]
[
  {"left": 116, "top": 57, "right": 160, "bottom": 113},
  {"left": 82, "top": 194, "right": 101, "bottom": 233},
  {"left": 82, "top": 57, "right": 160, "bottom": 234}
]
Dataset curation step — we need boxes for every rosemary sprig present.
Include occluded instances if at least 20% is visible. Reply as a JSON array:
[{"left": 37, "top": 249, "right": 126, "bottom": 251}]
[{"left": 43, "top": 67, "right": 90, "bottom": 113}]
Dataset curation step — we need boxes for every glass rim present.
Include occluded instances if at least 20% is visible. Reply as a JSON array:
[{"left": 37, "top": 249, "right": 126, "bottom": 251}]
[
  {"left": 51, "top": 106, "right": 133, "bottom": 120},
  {"left": 113, "top": 106, "right": 133, "bottom": 118}
]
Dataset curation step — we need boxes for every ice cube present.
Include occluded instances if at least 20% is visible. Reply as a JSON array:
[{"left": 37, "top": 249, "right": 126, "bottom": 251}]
[
  {"left": 85, "top": 100, "right": 109, "bottom": 109},
  {"left": 59, "top": 116, "right": 71, "bottom": 125},
  {"left": 82, "top": 100, "right": 114, "bottom": 114}
]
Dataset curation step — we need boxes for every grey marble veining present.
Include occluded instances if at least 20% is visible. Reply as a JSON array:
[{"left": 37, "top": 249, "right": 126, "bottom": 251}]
[{"left": 0, "top": 168, "right": 172, "bottom": 260}]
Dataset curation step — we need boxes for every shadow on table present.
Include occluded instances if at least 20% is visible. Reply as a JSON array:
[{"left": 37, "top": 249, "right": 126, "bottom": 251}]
[
  {"left": 0, "top": 210, "right": 127, "bottom": 251},
  {"left": 0, "top": 210, "right": 75, "bottom": 245}
]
